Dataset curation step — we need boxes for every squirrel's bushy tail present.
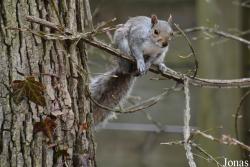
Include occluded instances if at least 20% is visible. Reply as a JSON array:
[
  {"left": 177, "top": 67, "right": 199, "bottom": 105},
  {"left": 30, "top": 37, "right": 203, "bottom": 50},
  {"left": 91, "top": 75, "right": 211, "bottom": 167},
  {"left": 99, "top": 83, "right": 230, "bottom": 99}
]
[{"left": 90, "top": 67, "right": 136, "bottom": 124}]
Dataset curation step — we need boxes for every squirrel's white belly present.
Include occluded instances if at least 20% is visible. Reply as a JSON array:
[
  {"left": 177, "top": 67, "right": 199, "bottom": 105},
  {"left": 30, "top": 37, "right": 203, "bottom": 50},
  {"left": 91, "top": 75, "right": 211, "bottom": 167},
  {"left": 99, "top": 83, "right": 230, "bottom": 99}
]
[{"left": 142, "top": 41, "right": 168, "bottom": 56}]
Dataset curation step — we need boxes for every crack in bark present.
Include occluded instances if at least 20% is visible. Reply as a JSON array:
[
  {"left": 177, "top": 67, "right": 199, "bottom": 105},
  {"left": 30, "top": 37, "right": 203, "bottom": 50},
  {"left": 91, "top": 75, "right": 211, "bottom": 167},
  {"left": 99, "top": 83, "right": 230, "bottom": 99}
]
[
  {"left": 24, "top": 40, "right": 33, "bottom": 75},
  {"left": 6, "top": 43, "right": 15, "bottom": 167},
  {"left": 20, "top": 130, "right": 26, "bottom": 166},
  {"left": 16, "top": 0, "right": 23, "bottom": 66}
]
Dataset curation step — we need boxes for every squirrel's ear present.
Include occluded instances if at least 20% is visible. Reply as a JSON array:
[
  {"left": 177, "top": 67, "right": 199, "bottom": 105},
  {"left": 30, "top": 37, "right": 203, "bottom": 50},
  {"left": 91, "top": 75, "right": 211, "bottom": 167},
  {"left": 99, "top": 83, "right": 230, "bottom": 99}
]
[
  {"left": 168, "top": 14, "right": 173, "bottom": 25},
  {"left": 151, "top": 15, "right": 158, "bottom": 26}
]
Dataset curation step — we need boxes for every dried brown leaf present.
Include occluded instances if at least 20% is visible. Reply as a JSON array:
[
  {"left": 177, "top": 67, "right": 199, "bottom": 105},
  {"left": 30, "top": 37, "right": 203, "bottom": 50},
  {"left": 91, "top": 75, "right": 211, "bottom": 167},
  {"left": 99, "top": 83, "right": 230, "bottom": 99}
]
[
  {"left": 12, "top": 76, "right": 46, "bottom": 106},
  {"left": 34, "top": 116, "right": 57, "bottom": 141}
]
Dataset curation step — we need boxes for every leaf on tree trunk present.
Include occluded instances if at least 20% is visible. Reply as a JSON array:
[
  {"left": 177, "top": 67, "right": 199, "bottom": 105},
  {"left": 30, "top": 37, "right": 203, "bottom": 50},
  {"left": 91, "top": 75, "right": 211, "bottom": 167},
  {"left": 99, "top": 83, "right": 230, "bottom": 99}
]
[
  {"left": 55, "top": 148, "right": 69, "bottom": 159},
  {"left": 79, "top": 122, "right": 89, "bottom": 133},
  {"left": 11, "top": 76, "right": 46, "bottom": 106},
  {"left": 33, "top": 116, "right": 57, "bottom": 141}
]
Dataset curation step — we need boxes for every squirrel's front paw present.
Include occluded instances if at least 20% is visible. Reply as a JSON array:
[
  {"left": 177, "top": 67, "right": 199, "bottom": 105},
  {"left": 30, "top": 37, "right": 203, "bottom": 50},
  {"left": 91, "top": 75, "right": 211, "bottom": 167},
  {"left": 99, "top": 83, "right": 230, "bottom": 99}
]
[
  {"left": 158, "top": 63, "right": 167, "bottom": 73},
  {"left": 136, "top": 59, "right": 146, "bottom": 76}
]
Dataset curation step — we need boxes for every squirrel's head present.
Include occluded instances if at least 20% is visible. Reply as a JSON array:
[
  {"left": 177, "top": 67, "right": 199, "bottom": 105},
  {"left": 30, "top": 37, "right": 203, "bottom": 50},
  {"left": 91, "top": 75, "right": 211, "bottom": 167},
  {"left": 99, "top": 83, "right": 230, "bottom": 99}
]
[{"left": 150, "top": 15, "right": 173, "bottom": 48}]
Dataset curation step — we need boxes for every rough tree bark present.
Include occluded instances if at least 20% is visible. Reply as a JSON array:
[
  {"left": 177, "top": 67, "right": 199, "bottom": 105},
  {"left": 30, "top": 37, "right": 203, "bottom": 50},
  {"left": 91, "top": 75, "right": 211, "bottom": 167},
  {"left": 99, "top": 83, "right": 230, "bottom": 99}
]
[{"left": 0, "top": 0, "right": 96, "bottom": 166}]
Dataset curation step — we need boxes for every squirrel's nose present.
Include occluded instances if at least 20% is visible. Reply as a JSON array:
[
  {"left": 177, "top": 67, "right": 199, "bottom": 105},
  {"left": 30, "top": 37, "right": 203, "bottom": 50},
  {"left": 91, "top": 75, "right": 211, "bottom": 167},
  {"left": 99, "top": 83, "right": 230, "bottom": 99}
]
[{"left": 162, "top": 41, "right": 168, "bottom": 47}]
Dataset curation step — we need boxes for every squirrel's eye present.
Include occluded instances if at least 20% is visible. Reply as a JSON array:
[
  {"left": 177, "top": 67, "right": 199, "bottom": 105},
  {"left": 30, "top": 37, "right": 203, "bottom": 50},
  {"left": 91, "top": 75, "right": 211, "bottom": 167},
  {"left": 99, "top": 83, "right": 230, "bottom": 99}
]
[
  {"left": 170, "top": 32, "right": 174, "bottom": 36},
  {"left": 154, "top": 30, "right": 159, "bottom": 35}
]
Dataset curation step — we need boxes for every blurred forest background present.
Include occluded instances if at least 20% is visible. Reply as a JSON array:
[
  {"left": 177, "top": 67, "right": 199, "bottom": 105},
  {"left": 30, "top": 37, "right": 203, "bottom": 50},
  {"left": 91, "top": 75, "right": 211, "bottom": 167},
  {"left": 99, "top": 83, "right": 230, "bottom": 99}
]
[{"left": 88, "top": 0, "right": 250, "bottom": 166}]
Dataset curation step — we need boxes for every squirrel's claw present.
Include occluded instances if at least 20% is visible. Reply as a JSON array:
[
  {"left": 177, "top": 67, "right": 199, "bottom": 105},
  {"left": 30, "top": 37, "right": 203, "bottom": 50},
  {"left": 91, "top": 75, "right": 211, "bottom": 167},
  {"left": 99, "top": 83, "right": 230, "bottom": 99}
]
[
  {"left": 136, "top": 59, "right": 147, "bottom": 76},
  {"left": 158, "top": 63, "right": 167, "bottom": 73}
]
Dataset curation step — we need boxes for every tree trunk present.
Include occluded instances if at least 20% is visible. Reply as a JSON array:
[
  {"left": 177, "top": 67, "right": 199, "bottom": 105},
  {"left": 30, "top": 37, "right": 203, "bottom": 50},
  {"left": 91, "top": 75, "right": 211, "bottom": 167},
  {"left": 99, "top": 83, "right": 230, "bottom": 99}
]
[{"left": 0, "top": 0, "right": 95, "bottom": 166}]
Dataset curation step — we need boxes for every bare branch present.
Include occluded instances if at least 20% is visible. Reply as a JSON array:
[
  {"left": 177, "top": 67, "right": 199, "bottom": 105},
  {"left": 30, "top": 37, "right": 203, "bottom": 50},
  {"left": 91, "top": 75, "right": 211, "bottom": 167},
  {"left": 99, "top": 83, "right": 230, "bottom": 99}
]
[
  {"left": 195, "top": 130, "right": 250, "bottom": 152},
  {"left": 176, "top": 26, "right": 250, "bottom": 46},
  {"left": 22, "top": 16, "right": 250, "bottom": 88},
  {"left": 183, "top": 79, "right": 197, "bottom": 167},
  {"left": 80, "top": 38, "right": 250, "bottom": 88},
  {"left": 26, "top": 16, "right": 65, "bottom": 33}
]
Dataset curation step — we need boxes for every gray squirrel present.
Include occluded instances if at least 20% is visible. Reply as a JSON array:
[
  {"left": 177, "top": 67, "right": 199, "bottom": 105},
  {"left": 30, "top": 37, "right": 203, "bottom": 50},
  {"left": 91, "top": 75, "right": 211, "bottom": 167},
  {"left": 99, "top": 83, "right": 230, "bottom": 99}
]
[{"left": 91, "top": 15, "right": 173, "bottom": 125}]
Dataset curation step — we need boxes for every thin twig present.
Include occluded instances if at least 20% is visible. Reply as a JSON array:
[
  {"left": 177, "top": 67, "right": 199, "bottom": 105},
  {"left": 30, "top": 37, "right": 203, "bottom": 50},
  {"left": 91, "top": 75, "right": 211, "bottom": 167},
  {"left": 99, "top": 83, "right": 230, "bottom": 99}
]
[
  {"left": 235, "top": 90, "right": 250, "bottom": 140},
  {"left": 143, "top": 84, "right": 183, "bottom": 132},
  {"left": 174, "top": 24, "right": 198, "bottom": 78},
  {"left": 191, "top": 142, "right": 223, "bottom": 167},
  {"left": 144, "top": 112, "right": 164, "bottom": 132},
  {"left": 26, "top": 16, "right": 66, "bottom": 33},
  {"left": 87, "top": 87, "right": 167, "bottom": 114},
  {"left": 177, "top": 26, "right": 250, "bottom": 46},
  {"left": 161, "top": 140, "right": 223, "bottom": 167},
  {"left": 125, "top": 90, "right": 168, "bottom": 113},
  {"left": 195, "top": 130, "right": 250, "bottom": 152},
  {"left": 211, "top": 29, "right": 250, "bottom": 46},
  {"left": 92, "top": 18, "right": 117, "bottom": 35}
]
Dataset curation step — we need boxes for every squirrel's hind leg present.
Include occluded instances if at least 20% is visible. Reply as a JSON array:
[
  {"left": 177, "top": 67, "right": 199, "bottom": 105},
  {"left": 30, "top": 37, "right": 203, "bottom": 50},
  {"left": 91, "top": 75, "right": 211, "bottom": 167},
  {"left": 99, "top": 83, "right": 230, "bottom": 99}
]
[{"left": 114, "top": 32, "right": 133, "bottom": 74}]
